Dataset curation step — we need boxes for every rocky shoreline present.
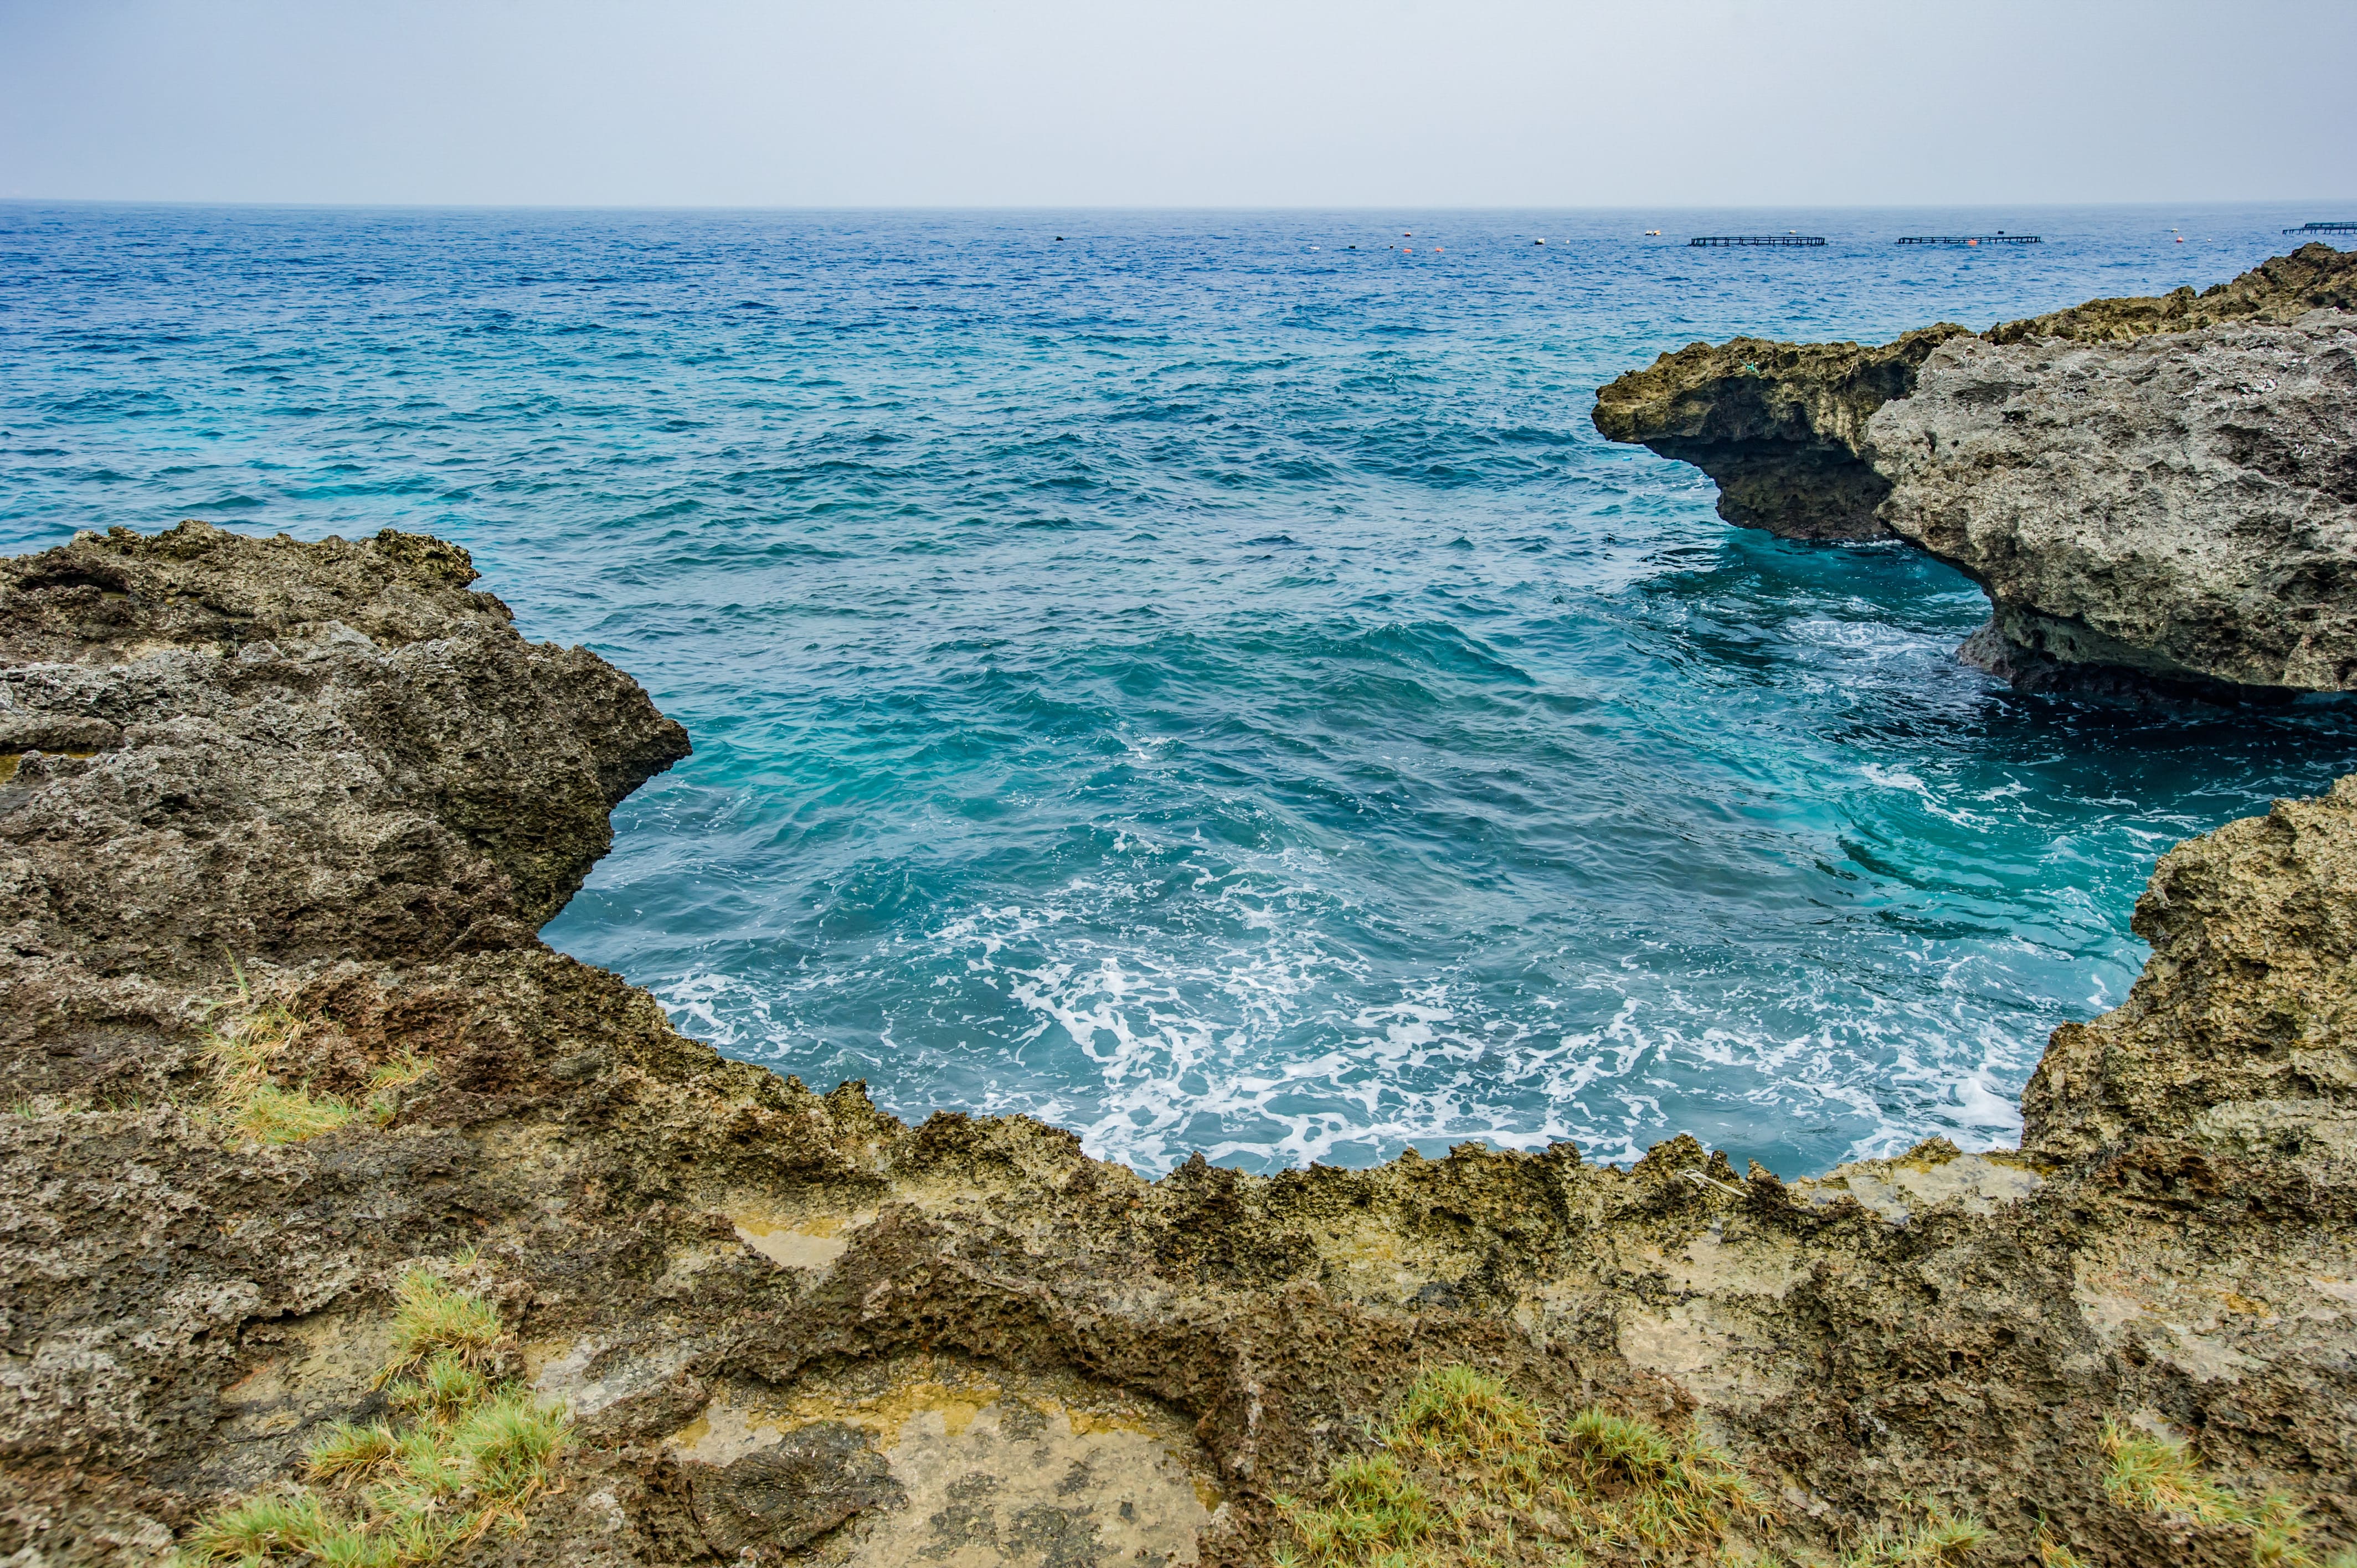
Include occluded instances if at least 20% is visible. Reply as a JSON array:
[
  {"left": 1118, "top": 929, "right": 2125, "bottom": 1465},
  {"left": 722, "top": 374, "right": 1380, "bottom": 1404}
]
[
  {"left": 3, "top": 524, "right": 2354, "bottom": 1566},
  {"left": 1594, "top": 244, "right": 2357, "bottom": 696}
]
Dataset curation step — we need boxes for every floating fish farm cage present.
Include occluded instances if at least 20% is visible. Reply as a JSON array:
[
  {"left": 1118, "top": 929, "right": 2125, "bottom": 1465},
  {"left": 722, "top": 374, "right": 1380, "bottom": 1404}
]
[
  {"left": 1896, "top": 235, "right": 2042, "bottom": 246},
  {"left": 1687, "top": 235, "right": 1826, "bottom": 247}
]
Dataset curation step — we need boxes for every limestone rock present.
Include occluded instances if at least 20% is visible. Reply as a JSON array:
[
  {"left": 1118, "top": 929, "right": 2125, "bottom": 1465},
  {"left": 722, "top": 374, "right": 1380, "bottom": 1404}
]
[
  {"left": 8, "top": 525, "right": 2357, "bottom": 1567},
  {"left": 2024, "top": 776, "right": 2357, "bottom": 1163},
  {"left": 685, "top": 1423, "right": 904, "bottom": 1556},
  {"left": 1869, "top": 312, "right": 2357, "bottom": 692},
  {"left": 1592, "top": 244, "right": 2357, "bottom": 693},
  {"left": 1590, "top": 327, "right": 1965, "bottom": 539},
  {"left": 0, "top": 521, "right": 691, "bottom": 1005},
  {"left": 1985, "top": 241, "right": 2357, "bottom": 346}
]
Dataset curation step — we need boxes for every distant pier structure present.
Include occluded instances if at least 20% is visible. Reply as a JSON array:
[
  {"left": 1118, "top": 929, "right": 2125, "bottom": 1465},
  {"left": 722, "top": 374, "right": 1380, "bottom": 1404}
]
[
  {"left": 1896, "top": 234, "right": 2042, "bottom": 246},
  {"left": 2283, "top": 221, "right": 2357, "bottom": 234},
  {"left": 1688, "top": 235, "right": 1826, "bottom": 247}
]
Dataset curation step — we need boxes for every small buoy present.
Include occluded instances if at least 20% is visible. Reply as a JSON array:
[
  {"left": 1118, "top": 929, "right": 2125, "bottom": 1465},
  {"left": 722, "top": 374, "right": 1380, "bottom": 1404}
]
[
  {"left": 1403, "top": 231, "right": 1412, "bottom": 238},
  {"left": 1434, "top": 246, "right": 1443, "bottom": 254},
  {"left": 2176, "top": 236, "right": 2185, "bottom": 243},
  {"left": 1967, "top": 238, "right": 1978, "bottom": 246},
  {"left": 1532, "top": 238, "right": 1545, "bottom": 245}
]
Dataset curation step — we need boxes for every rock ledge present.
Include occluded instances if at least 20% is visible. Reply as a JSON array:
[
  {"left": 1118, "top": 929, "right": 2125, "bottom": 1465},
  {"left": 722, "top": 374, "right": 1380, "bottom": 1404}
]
[{"left": 6, "top": 528, "right": 2356, "bottom": 1567}]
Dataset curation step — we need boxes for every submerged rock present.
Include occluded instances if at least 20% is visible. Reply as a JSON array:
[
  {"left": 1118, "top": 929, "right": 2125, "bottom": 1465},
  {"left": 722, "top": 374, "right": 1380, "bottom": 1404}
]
[
  {"left": 1593, "top": 244, "right": 2357, "bottom": 693},
  {"left": 4, "top": 526, "right": 2355, "bottom": 1566}
]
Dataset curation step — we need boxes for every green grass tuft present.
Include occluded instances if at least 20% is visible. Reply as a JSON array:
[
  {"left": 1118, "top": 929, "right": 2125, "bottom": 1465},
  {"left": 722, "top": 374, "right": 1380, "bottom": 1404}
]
[
  {"left": 1838, "top": 1503, "right": 1985, "bottom": 1566},
  {"left": 2103, "top": 1419, "right": 2253, "bottom": 1528},
  {"left": 1275, "top": 1364, "right": 1771, "bottom": 1568},
  {"left": 452, "top": 1391, "right": 570, "bottom": 1500},
  {"left": 188, "top": 1490, "right": 338, "bottom": 1561},
  {"left": 182, "top": 1267, "right": 565, "bottom": 1565},
  {"left": 304, "top": 1421, "right": 397, "bottom": 1483},
  {"left": 377, "top": 1267, "right": 505, "bottom": 1386},
  {"left": 388, "top": 1351, "right": 487, "bottom": 1425},
  {"left": 2101, "top": 1418, "right": 2354, "bottom": 1567},
  {"left": 1566, "top": 1407, "right": 1676, "bottom": 1481}
]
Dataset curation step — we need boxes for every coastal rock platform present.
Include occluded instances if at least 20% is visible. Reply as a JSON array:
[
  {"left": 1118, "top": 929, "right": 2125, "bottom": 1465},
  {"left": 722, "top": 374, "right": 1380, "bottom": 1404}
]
[
  {"left": 1593, "top": 244, "right": 2357, "bottom": 695},
  {"left": 4, "top": 525, "right": 2356, "bottom": 1566}
]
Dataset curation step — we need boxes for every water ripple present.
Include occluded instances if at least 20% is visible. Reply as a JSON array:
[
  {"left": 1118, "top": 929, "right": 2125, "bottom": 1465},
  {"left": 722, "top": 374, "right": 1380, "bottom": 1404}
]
[{"left": 5, "top": 201, "right": 2353, "bottom": 1175}]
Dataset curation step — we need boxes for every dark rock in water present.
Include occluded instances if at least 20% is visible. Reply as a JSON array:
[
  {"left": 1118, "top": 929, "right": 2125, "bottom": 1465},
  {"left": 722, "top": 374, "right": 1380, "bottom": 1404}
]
[
  {"left": 7, "top": 523, "right": 2357, "bottom": 1567},
  {"left": 1593, "top": 244, "right": 2357, "bottom": 695}
]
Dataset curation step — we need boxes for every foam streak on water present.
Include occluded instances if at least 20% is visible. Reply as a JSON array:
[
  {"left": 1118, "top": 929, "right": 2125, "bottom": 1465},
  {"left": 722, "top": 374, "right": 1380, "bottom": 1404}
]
[{"left": 4, "top": 203, "right": 2355, "bottom": 1175}]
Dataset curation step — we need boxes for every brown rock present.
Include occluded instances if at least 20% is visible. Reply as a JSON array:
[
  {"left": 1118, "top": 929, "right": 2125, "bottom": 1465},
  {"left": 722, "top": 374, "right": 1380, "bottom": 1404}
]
[{"left": 7, "top": 525, "right": 2356, "bottom": 1567}]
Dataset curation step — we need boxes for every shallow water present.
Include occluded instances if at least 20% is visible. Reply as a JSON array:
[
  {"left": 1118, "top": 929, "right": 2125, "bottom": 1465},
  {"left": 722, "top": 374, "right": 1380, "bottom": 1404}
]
[{"left": 6, "top": 202, "right": 2354, "bottom": 1175}]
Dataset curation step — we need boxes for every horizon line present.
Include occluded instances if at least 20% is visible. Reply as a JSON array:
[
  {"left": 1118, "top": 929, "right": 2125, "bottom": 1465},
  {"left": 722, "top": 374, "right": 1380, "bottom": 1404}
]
[{"left": 3, "top": 196, "right": 2353, "bottom": 216}]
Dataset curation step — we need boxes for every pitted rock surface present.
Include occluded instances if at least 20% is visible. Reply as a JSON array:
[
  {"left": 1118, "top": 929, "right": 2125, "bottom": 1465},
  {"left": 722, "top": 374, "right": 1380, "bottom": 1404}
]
[
  {"left": 1593, "top": 245, "right": 2357, "bottom": 692},
  {"left": 1869, "top": 312, "right": 2357, "bottom": 693},
  {"left": 0, "top": 522, "right": 689, "bottom": 1023},
  {"left": 5, "top": 524, "right": 2356, "bottom": 1567}
]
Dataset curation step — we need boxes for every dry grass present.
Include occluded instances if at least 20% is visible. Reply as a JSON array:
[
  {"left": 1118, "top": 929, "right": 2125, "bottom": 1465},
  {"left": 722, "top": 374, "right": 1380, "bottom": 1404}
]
[
  {"left": 364, "top": 1051, "right": 436, "bottom": 1125},
  {"left": 1272, "top": 1364, "right": 1772, "bottom": 1568},
  {"left": 181, "top": 1267, "right": 565, "bottom": 1565},
  {"left": 2035, "top": 1531, "right": 2088, "bottom": 1568},
  {"left": 236, "top": 1082, "right": 358, "bottom": 1143},
  {"left": 203, "top": 1003, "right": 357, "bottom": 1144},
  {"left": 368, "top": 1051, "right": 435, "bottom": 1091},
  {"left": 203, "top": 993, "right": 436, "bottom": 1139},
  {"left": 375, "top": 1267, "right": 506, "bottom": 1385}
]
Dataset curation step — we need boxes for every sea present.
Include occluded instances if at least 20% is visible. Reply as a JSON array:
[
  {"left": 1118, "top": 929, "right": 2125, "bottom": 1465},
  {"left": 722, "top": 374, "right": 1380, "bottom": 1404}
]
[{"left": 6, "top": 202, "right": 2354, "bottom": 1178}]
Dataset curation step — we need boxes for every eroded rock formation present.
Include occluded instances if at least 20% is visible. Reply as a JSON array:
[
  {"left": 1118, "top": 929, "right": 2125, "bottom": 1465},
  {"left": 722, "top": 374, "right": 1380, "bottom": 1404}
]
[
  {"left": 1593, "top": 245, "right": 2357, "bottom": 694},
  {"left": 4, "top": 527, "right": 2355, "bottom": 1566},
  {"left": 1589, "top": 327, "right": 1965, "bottom": 540},
  {"left": 1871, "top": 312, "right": 2357, "bottom": 693}
]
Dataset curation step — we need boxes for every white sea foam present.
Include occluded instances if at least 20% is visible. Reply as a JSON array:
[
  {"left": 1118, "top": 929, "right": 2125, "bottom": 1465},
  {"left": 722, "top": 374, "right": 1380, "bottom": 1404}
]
[
  {"left": 1860, "top": 762, "right": 1998, "bottom": 831},
  {"left": 645, "top": 852, "right": 2069, "bottom": 1175}
]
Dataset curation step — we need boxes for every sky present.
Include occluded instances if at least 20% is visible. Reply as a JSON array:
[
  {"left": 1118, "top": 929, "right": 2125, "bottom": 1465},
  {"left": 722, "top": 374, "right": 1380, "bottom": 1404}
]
[{"left": 2, "top": 0, "right": 2352, "bottom": 209}]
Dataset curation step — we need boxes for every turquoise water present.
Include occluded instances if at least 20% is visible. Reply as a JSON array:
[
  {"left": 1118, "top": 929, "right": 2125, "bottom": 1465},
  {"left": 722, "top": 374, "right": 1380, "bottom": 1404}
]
[{"left": 6, "top": 203, "right": 2354, "bottom": 1176}]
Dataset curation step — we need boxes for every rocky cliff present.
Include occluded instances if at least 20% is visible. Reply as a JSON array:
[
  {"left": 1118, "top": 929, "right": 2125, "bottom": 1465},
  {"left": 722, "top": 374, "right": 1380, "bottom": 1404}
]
[
  {"left": 1870, "top": 312, "right": 2357, "bottom": 694},
  {"left": 6, "top": 526, "right": 2357, "bottom": 1568},
  {"left": 1593, "top": 245, "right": 2357, "bottom": 694},
  {"left": 1589, "top": 327, "right": 1967, "bottom": 540}
]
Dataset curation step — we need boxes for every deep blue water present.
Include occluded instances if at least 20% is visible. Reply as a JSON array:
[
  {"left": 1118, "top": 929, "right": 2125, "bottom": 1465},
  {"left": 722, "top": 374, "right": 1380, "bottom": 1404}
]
[{"left": 6, "top": 202, "right": 2355, "bottom": 1176}]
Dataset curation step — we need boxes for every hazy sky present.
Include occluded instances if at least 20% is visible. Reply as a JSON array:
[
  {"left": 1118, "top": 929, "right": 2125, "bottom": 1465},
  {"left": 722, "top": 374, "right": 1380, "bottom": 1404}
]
[{"left": 3, "top": 0, "right": 2351, "bottom": 208}]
